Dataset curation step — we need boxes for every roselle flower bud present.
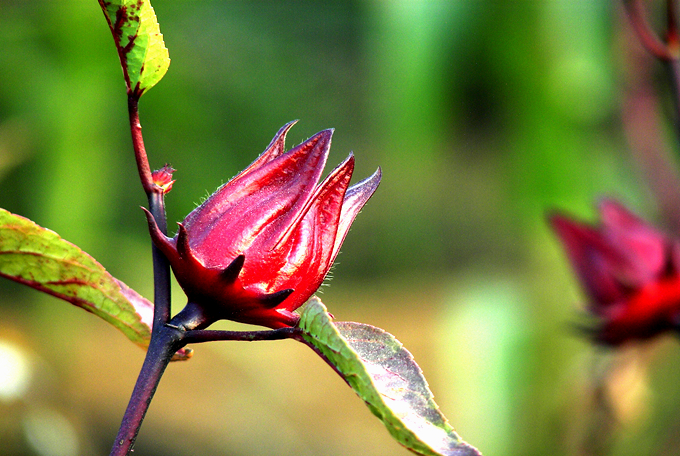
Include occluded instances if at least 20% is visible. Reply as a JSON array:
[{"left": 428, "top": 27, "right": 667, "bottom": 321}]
[
  {"left": 152, "top": 165, "right": 176, "bottom": 194},
  {"left": 550, "top": 199, "right": 680, "bottom": 345},
  {"left": 145, "top": 122, "right": 380, "bottom": 329}
]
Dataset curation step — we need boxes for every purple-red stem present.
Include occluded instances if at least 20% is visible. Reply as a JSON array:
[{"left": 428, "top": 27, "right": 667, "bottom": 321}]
[
  {"left": 108, "top": 320, "right": 300, "bottom": 456},
  {"left": 128, "top": 94, "right": 172, "bottom": 327},
  {"left": 109, "top": 325, "right": 182, "bottom": 456},
  {"left": 109, "top": 94, "right": 175, "bottom": 456},
  {"left": 148, "top": 191, "right": 172, "bottom": 327}
]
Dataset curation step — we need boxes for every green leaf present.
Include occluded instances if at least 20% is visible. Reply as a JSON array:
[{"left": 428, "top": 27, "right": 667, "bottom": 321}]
[
  {"left": 299, "top": 298, "right": 481, "bottom": 456},
  {"left": 0, "top": 208, "right": 191, "bottom": 361},
  {"left": 99, "top": 0, "right": 170, "bottom": 97}
]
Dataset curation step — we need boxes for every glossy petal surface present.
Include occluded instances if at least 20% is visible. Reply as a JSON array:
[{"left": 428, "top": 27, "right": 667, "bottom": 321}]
[{"left": 149, "top": 125, "right": 380, "bottom": 328}]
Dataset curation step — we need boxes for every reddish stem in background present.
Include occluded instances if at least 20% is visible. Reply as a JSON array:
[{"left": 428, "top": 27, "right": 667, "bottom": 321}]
[
  {"left": 664, "top": 1, "right": 680, "bottom": 144},
  {"left": 621, "top": 0, "right": 680, "bottom": 233},
  {"left": 622, "top": 39, "right": 680, "bottom": 233},
  {"left": 624, "top": 0, "right": 675, "bottom": 60},
  {"left": 623, "top": 0, "right": 680, "bottom": 119},
  {"left": 667, "top": 0, "right": 679, "bottom": 54}
]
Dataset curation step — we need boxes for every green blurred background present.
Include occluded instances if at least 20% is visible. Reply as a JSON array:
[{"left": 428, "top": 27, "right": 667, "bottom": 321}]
[{"left": 2, "top": 1, "right": 680, "bottom": 455}]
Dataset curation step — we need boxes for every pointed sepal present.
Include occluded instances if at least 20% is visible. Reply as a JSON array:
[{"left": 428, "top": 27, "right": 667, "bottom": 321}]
[
  {"left": 220, "top": 254, "right": 245, "bottom": 283},
  {"left": 258, "top": 288, "right": 294, "bottom": 308}
]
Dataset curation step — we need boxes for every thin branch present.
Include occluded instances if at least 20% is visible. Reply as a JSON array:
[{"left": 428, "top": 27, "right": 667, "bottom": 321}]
[
  {"left": 181, "top": 326, "right": 347, "bottom": 383},
  {"left": 183, "top": 326, "right": 298, "bottom": 344}
]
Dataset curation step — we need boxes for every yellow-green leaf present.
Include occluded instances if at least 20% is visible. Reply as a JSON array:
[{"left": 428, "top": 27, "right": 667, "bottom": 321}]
[
  {"left": 299, "top": 298, "right": 480, "bottom": 456},
  {"left": 99, "top": 0, "right": 170, "bottom": 97},
  {"left": 0, "top": 208, "right": 191, "bottom": 361}
]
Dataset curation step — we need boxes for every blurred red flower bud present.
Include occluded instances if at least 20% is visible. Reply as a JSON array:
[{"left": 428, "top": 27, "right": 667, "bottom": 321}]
[
  {"left": 550, "top": 199, "right": 680, "bottom": 345},
  {"left": 145, "top": 122, "right": 380, "bottom": 329}
]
